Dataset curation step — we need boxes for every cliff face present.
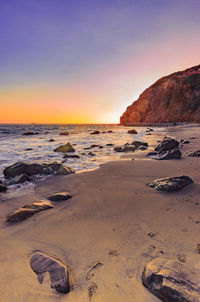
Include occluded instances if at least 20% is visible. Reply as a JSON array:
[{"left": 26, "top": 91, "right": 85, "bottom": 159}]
[{"left": 120, "top": 65, "right": 200, "bottom": 124}]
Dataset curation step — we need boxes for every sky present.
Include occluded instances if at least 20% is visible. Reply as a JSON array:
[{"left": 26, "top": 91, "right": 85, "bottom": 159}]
[{"left": 0, "top": 0, "right": 200, "bottom": 124}]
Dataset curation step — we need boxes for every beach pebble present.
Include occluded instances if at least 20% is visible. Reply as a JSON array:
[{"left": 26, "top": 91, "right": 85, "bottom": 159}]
[
  {"left": 30, "top": 252, "right": 70, "bottom": 294},
  {"left": 6, "top": 200, "right": 54, "bottom": 222},
  {"left": 142, "top": 257, "right": 200, "bottom": 302},
  {"left": 47, "top": 192, "right": 72, "bottom": 202},
  {"left": 127, "top": 129, "right": 137, "bottom": 134},
  {"left": 148, "top": 175, "right": 193, "bottom": 191},
  {"left": 54, "top": 143, "right": 75, "bottom": 153}
]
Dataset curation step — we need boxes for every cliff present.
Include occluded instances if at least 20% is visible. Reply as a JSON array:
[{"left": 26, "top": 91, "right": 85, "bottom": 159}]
[{"left": 120, "top": 65, "right": 200, "bottom": 124}]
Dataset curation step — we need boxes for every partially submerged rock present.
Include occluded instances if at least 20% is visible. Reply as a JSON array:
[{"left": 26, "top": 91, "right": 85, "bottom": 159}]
[
  {"left": 30, "top": 252, "right": 70, "bottom": 293},
  {"left": 142, "top": 257, "right": 200, "bottom": 302},
  {"left": 6, "top": 200, "right": 54, "bottom": 222},
  {"left": 54, "top": 143, "right": 75, "bottom": 153},
  {"left": 56, "top": 165, "right": 75, "bottom": 175},
  {"left": 47, "top": 192, "right": 72, "bottom": 202},
  {"left": 3, "top": 162, "right": 74, "bottom": 178},
  {"left": 147, "top": 148, "right": 182, "bottom": 160},
  {"left": 155, "top": 137, "right": 179, "bottom": 152},
  {"left": 90, "top": 130, "right": 100, "bottom": 135},
  {"left": 122, "top": 145, "right": 136, "bottom": 152},
  {"left": 9, "top": 174, "right": 31, "bottom": 185},
  {"left": 114, "top": 146, "right": 123, "bottom": 152},
  {"left": 132, "top": 141, "right": 148, "bottom": 149},
  {"left": 59, "top": 131, "right": 69, "bottom": 135},
  {"left": 0, "top": 183, "right": 7, "bottom": 192},
  {"left": 187, "top": 150, "right": 200, "bottom": 157},
  {"left": 63, "top": 154, "right": 80, "bottom": 159},
  {"left": 148, "top": 175, "right": 193, "bottom": 191},
  {"left": 127, "top": 129, "right": 137, "bottom": 134},
  {"left": 23, "top": 132, "right": 38, "bottom": 136}
]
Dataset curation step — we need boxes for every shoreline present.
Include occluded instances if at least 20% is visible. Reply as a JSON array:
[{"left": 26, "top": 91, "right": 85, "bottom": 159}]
[{"left": 1, "top": 125, "right": 200, "bottom": 301}]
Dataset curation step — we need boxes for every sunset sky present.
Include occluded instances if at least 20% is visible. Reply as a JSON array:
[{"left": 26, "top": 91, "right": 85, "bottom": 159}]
[{"left": 1, "top": 0, "right": 200, "bottom": 124}]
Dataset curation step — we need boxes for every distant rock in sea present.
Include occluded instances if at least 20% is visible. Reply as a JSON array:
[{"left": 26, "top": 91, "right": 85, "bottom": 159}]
[{"left": 120, "top": 64, "right": 200, "bottom": 124}]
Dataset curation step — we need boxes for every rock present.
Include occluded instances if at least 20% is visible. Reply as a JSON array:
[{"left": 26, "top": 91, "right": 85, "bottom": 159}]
[
  {"left": 187, "top": 150, "right": 200, "bottom": 157},
  {"left": 88, "top": 152, "right": 95, "bottom": 156},
  {"left": 147, "top": 148, "right": 182, "bottom": 160},
  {"left": 54, "top": 143, "right": 75, "bottom": 153},
  {"left": 114, "top": 147, "right": 123, "bottom": 152},
  {"left": 122, "top": 146, "right": 136, "bottom": 152},
  {"left": 63, "top": 154, "right": 80, "bottom": 159},
  {"left": 23, "top": 132, "right": 37, "bottom": 135},
  {"left": 10, "top": 174, "right": 31, "bottom": 185},
  {"left": 127, "top": 129, "right": 137, "bottom": 134},
  {"left": 49, "top": 139, "right": 54, "bottom": 142},
  {"left": 120, "top": 64, "right": 200, "bottom": 124},
  {"left": 3, "top": 162, "right": 74, "bottom": 178},
  {"left": 155, "top": 137, "right": 179, "bottom": 152},
  {"left": 30, "top": 252, "right": 70, "bottom": 293},
  {"left": 85, "top": 144, "right": 103, "bottom": 150},
  {"left": 25, "top": 148, "right": 33, "bottom": 151},
  {"left": 132, "top": 141, "right": 148, "bottom": 148},
  {"left": 106, "top": 143, "right": 114, "bottom": 146},
  {"left": 59, "top": 131, "right": 69, "bottom": 135},
  {"left": 183, "top": 140, "right": 190, "bottom": 144},
  {"left": 90, "top": 130, "right": 100, "bottom": 135},
  {"left": 148, "top": 175, "right": 193, "bottom": 191},
  {"left": 47, "top": 192, "right": 72, "bottom": 202},
  {"left": 4, "top": 162, "right": 44, "bottom": 178},
  {"left": 6, "top": 200, "right": 54, "bottom": 222},
  {"left": 138, "top": 145, "right": 148, "bottom": 150},
  {"left": 0, "top": 183, "right": 7, "bottom": 192},
  {"left": 56, "top": 165, "right": 75, "bottom": 175},
  {"left": 142, "top": 257, "right": 200, "bottom": 302},
  {"left": 107, "top": 130, "right": 113, "bottom": 133}
]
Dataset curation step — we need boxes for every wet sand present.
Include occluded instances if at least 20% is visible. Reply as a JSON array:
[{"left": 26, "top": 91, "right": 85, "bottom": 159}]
[{"left": 1, "top": 125, "right": 200, "bottom": 301}]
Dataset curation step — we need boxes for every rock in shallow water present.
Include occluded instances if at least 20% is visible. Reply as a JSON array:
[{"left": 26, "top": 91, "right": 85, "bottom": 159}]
[
  {"left": 142, "top": 257, "right": 200, "bottom": 302},
  {"left": 0, "top": 183, "right": 7, "bottom": 192},
  {"left": 54, "top": 143, "right": 75, "bottom": 153},
  {"left": 6, "top": 200, "right": 54, "bottom": 222},
  {"left": 148, "top": 175, "right": 193, "bottom": 191},
  {"left": 30, "top": 252, "right": 70, "bottom": 293},
  {"left": 3, "top": 162, "right": 74, "bottom": 178},
  {"left": 47, "top": 192, "right": 72, "bottom": 202}
]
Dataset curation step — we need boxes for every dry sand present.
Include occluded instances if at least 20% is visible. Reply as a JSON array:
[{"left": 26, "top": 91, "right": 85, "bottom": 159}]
[{"left": 1, "top": 125, "right": 200, "bottom": 301}]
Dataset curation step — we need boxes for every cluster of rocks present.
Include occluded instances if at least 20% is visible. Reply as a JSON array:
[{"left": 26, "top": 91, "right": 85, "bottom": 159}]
[
  {"left": 146, "top": 137, "right": 181, "bottom": 160},
  {"left": 0, "top": 161, "right": 75, "bottom": 191},
  {"left": 90, "top": 130, "right": 113, "bottom": 135},
  {"left": 114, "top": 140, "right": 148, "bottom": 153}
]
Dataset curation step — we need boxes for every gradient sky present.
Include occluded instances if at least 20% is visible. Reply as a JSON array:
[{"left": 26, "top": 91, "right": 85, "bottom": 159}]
[{"left": 1, "top": 0, "right": 200, "bottom": 123}]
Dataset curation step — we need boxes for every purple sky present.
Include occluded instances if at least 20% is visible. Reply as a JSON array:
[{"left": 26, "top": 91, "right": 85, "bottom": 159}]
[{"left": 1, "top": 0, "right": 200, "bottom": 123}]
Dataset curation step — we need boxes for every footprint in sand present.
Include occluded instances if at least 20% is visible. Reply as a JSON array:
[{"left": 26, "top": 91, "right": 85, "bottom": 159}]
[
  {"left": 88, "top": 282, "right": 98, "bottom": 300},
  {"left": 86, "top": 261, "right": 103, "bottom": 280}
]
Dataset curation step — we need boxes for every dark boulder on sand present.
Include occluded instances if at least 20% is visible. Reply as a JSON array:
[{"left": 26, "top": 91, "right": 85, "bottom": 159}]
[
  {"left": 3, "top": 162, "right": 75, "bottom": 178},
  {"left": 54, "top": 143, "right": 75, "bottom": 153},
  {"left": 142, "top": 257, "right": 200, "bottom": 302},
  {"left": 147, "top": 148, "right": 182, "bottom": 160},
  {"left": 155, "top": 137, "right": 179, "bottom": 152},
  {"left": 47, "top": 192, "right": 72, "bottom": 202},
  {"left": 148, "top": 175, "right": 193, "bottom": 191},
  {"left": 6, "top": 200, "right": 54, "bottom": 222},
  {"left": 30, "top": 252, "right": 70, "bottom": 293}
]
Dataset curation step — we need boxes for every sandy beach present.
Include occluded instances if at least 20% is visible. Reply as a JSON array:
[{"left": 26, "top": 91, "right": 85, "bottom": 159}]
[{"left": 1, "top": 125, "right": 200, "bottom": 302}]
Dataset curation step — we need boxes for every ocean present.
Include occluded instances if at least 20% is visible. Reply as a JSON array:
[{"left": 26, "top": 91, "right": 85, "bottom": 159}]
[{"left": 0, "top": 123, "right": 155, "bottom": 198}]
